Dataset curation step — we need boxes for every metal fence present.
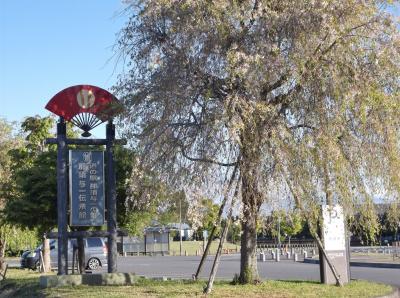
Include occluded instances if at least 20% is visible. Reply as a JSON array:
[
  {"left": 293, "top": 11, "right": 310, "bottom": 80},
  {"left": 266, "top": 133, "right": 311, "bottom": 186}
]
[
  {"left": 350, "top": 245, "right": 400, "bottom": 257},
  {"left": 257, "top": 240, "right": 317, "bottom": 250},
  {"left": 120, "top": 238, "right": 169, "bottom": 256}
]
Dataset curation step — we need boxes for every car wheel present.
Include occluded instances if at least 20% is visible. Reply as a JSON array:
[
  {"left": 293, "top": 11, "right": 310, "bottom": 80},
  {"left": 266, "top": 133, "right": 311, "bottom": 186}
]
[{"left": 87, "top": 258, "right": 100, "bottom": 270}]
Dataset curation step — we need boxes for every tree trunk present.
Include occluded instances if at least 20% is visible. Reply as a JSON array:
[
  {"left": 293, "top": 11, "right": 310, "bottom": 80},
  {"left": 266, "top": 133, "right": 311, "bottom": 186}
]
[
  {"left": 238, "top": 150, "right": 262, "bottom": 284},
  {"left": 239, "top": 209, "right": 259, "bottom": 283}
]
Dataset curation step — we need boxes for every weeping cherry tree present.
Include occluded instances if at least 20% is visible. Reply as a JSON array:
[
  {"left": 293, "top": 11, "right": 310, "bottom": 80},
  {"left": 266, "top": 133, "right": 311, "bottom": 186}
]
[{"left": 115, "top": 0, "right": 400, "bottom": 283}]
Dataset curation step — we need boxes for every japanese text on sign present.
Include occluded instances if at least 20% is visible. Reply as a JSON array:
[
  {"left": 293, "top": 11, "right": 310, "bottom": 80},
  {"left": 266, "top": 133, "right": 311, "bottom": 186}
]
[
  {"left": 70, "top": 150, "right": 104, "bottom": 226},
  {"left": 322, "top": 205, "right": 346, "bottom": 251}
]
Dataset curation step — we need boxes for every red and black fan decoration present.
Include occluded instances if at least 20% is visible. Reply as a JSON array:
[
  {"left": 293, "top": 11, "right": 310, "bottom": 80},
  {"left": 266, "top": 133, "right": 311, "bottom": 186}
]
[{"left": 45, "top": 85, "right": 123, "bottom": 137}]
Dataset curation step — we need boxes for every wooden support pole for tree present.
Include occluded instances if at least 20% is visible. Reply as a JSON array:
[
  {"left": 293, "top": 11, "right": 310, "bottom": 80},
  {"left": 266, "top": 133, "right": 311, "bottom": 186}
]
[
  {"left": 194, "top": 164, "right": 238, "bottom": 280},
  {"left": 204, "top": 178, "right": 240, "bottom": 294},
  {"left": 311, "top": 230, "right": 343, "bottom": 286},
  {"left": 42, "top": 235, "right": 50, "bottom": 273},
  {"left": 204, "top": 217, "right": 231, "bottom": 294},
  {"left": 282, "top": 174, "right": 343, "bottom": 286}
]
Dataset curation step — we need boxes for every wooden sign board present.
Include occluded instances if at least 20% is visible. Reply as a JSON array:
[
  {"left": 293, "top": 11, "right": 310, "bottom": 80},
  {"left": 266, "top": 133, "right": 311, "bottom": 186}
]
[{"left": 69, "top": 150, "right": 105, "bottom": 226}]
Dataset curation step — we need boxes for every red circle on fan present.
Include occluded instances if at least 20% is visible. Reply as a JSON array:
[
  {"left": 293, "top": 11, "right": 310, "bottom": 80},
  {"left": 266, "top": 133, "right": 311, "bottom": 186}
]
[{"left": 77, "top": 89, "right": 95, "bottom": 109}]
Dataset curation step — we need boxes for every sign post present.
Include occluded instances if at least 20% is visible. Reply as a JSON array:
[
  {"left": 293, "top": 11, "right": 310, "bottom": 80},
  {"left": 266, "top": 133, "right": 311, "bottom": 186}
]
[
  {"left": 106, "top": 121, "right": 118, "bottom": 273},
  {"left": 320, "top": 205, "right": 350, "bottom": 285},
  {"left": 45, "top": 85, "right": 124, "bottom": 275},
  {"left": 56, "top": 118, "right": 68, "bottom": 275}
]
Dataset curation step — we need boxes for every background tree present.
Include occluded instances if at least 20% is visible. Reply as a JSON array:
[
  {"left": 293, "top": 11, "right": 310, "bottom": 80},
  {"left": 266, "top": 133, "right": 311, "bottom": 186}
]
[
  {"left": 115, "top": 0, "right": 400, "bottom": 283},
  {"left": 187, "top": 197, "right": 220, "bottom": 239},
  {"left": 115, "top": 145, "right": 137, "bottom": 225},
  {"left": 4, "top": 116, "right": 57, "bottom": 234},
  {"left": 5, "top": 148, "right": 58, "bottom": 233},
  {"left": 350, "top": 199, "right": 381, "bottom": 245},
  {"left": 0, "top": 118, "right": 25, "bottom": 268},
  {"left": 265, "top": 210, "right": 304, "bottom": 244},
  {"left": 385, "top": 202, "right": 400, "bottom": 242},
  {"left": 226, "top": 218, "right": 241, "bottom": 244},
  {"left": 122, "top": 163, "right": 188, "bottom": 236}
]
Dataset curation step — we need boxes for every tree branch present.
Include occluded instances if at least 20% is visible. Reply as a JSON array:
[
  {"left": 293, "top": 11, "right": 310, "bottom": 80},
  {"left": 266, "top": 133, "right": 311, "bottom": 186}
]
[
  {"left": 179, "top": 144, "right": 238, "bottom": 167},
  {"left": 289, "top": 124, "right": 315, "bottom": 130}
]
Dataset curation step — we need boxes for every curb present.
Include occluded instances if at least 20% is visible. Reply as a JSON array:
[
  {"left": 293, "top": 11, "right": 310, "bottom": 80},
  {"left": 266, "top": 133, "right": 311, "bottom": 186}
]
[
  {"left": 40, "top": 273, "right": 139, "bottom": 288},
  {"left": 303, "top": 258, "right": 400, "bottom": 269},
  {"left": 39, "top": 273, "right": 188, "bottom": 288}
]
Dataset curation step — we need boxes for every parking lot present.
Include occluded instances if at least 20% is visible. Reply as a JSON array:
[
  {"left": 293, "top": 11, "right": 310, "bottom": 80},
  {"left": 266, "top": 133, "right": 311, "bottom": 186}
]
[
  {"left": 116, "top": 255, "right": 400, "bottom": 287},
  {"left": 9, "top": 254, "right": 400, "bottom": 287}
]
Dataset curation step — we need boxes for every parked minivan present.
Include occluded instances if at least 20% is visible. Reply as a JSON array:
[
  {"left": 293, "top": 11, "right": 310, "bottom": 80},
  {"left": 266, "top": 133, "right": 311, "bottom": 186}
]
[{"left": 21, "top": 237, "right": 108, "bottom": 271}]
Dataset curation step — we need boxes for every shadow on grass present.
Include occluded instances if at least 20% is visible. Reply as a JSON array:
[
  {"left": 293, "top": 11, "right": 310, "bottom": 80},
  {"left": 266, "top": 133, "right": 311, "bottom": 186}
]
[
  {"left": 0, "top": 270, "right": 43, "bottom": 298},
  {"left": 273, "top": 279, "right": 321, "bottom": 285}
]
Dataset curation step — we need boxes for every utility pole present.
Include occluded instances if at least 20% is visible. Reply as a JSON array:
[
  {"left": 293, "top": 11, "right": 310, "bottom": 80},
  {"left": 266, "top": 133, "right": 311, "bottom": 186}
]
[
  {"left": 179, "top": 198, "right": 182, "bottom": 256},
  {"left": 278, "top": 213, "right": 281, "bottom": 249}
]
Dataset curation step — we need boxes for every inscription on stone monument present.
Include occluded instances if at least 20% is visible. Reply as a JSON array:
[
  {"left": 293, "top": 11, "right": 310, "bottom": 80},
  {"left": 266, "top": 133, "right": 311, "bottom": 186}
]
[{"left": 321, "top": 205, "right": 350, "bottom": 285}]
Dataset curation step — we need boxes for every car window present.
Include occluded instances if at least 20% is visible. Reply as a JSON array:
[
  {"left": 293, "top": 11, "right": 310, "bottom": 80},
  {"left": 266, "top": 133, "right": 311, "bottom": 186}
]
[{"left": 87, "top": 238, "right": 103, "bottom": 248}]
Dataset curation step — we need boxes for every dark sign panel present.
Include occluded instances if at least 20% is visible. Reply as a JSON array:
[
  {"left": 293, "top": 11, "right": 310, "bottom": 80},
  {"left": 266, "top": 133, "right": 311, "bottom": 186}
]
[{"left": 69, "top": 150, "right": 104, "bottom": 226}]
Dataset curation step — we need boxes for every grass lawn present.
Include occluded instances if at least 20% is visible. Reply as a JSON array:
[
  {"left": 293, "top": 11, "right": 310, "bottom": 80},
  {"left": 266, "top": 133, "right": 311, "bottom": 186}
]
[
  {"left": 169, "top": 240, "right": 239, "bottom": 256},
  {"left": 0, "top": 269, "right": 394, "bottom": 298}
]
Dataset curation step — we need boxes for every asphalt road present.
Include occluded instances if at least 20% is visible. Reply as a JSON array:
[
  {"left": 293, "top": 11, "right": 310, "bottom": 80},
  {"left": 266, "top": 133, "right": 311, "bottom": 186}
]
[
  {"left": 115, "top": 255, "right": 400, "bottom": 287},
  {"left": 9, "top": 255, "right": 400, "bottom": 287}
]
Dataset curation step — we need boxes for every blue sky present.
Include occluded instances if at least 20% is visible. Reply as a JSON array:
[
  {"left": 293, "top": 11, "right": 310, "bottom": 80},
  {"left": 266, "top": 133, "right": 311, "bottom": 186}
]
[
  {"left": 0, "top": 0, "right": 129, "bottom": 136},
  {"left": 0, "top": 1, "right": 399, "bottom": 137}
]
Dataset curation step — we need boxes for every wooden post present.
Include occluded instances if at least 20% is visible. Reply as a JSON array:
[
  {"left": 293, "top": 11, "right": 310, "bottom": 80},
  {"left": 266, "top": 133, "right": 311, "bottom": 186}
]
[
  {"left": 56, "top": 118, "right": 68, "bottom": 275},
  {"left": 42, "top": 236, "right": 50, "bottom": 273},
  {"left": 194, "top": 164, "right": 239, "bottom": 279},
  {"left": 205, "top": 215, "right": 232, "bottom": 293},
  {"left": 204, "top": 177, "right": 240, "bottom": 294},
  {"left": 77, "top": 236, "right": 85, "bottom": 273},
  {"left": 106, "top": 120, "right": 117, "bottom": 273},
  {"left": 72, "top": 247, "right": 76, "bottom": 274}
]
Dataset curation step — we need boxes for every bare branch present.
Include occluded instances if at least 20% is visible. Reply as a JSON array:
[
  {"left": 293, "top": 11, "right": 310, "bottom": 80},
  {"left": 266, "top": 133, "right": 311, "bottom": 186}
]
[
  {"left": 289, "top": 124, "right": 315, "bottom": 130},
  {"left": 179, "top": 144, "right": 238, "bottom": 167}
]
